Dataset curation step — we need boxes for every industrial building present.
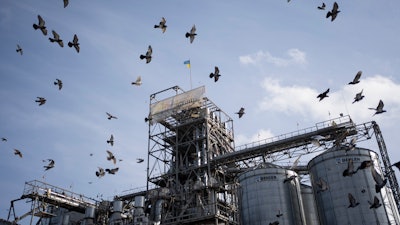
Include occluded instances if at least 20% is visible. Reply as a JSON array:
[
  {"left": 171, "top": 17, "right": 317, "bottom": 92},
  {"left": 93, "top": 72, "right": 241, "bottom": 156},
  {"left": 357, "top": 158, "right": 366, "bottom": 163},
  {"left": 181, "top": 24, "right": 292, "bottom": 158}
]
[{"left": 5, "top": 86, "right": 400, "bottom": 225}]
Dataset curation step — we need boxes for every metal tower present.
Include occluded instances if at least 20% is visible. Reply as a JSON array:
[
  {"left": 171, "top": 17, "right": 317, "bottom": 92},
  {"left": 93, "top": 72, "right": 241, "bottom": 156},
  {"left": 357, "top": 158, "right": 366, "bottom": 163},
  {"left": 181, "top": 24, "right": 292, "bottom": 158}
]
[{"left": 146, "top": 86, "right": 239, "bottom": 225}]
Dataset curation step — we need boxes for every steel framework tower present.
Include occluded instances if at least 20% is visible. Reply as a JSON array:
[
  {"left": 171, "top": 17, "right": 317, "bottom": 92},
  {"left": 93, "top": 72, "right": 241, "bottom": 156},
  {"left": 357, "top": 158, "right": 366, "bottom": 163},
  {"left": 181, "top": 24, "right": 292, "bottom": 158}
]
[{"left": 146, "top": 86, "right": 239, "bottom": 225}]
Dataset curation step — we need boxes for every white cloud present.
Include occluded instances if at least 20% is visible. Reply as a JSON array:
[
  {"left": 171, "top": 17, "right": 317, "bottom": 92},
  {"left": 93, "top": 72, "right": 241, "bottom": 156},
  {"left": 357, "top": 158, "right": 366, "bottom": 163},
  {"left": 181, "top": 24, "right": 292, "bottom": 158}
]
[
  {"left": 239, "top": 48, "right": 307, "bottom": 67},
  {"left": 287, "top": 49, "right": 307, "bottom": 65},
  {"left": 258, "top": 75, "right": 400, "bottom": 124}
]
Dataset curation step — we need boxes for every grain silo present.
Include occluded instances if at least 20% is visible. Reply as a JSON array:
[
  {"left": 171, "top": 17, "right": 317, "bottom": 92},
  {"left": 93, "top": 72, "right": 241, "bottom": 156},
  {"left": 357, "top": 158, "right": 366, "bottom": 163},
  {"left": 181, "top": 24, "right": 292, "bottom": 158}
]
[
  {"left": 238, "top": 162, "right": 306, "bottom": 225},
  {"left": 308, "top": 146, "right": 400, "bottom": 225},
  {"left": 300, "top": 184, "right": 320, "bottom": 225}
]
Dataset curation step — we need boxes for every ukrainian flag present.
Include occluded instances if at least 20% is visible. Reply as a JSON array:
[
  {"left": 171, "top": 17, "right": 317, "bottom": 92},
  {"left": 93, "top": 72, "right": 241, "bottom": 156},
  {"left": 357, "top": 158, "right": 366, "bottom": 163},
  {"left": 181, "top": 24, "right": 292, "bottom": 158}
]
[{"left": 184, "top": 60, "right": 190, "bottom": 68}]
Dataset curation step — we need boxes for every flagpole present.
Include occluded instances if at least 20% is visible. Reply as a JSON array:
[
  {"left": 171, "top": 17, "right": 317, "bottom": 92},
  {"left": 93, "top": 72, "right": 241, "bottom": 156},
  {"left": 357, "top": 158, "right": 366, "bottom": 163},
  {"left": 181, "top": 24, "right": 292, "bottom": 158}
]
[{"left": 189, "top": 59, "right": 192, "bottom": 89}]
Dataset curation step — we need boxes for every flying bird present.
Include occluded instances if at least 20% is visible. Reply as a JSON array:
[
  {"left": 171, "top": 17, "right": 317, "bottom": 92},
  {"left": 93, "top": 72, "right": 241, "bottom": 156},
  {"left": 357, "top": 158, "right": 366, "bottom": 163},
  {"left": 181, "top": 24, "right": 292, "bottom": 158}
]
[
  {"left": 348, "top": 71, "right": 362, "bottom": 85},
  {"left": 371, "top": 165, "right": 387, "bottom": 193},
  {"left": 347, "top": 193, "right": 360, "bottom": 208},
  {"left": 106, "top": 167, "right": 119, "bottom": 175},
  {"left": 67, "top": 34, "right": 80, "bottom": 53},
  {"left": 283, "top": 175, "right": 297, "bottom": 183},
  {"left": 139, "top": 45, "right": 152, "bottom": 63},
  {"left": 33, "top": 15, "right": 48, "bottom": 36},
  {"left": 352, "top": 89, "right": 364, "bottom": 103},
  {"left": 343, "top": 159, "right": 357, "bottom": 177},
  {"left": 209, "top": 66, "right": 221, "bottom": 82},
  {"left": 269, "top": 221, "right": 279, "bottom": 225},
  {"left": 106, "top": 112, "right": 117, "bottom": 120},
  {"left": 106, "top": 150, "right": 116, "bottom": 164},
  {"left": 136, "top": 158, "right": 144, "bottom": 163},
  {"left": 369, "top": 100, "right": 386, "bottom": 116},
  {"left": 16, "top": 44, "right": 23, "bottom": 55},
  {"left": 357, "top": 160, "right": 372, "bottom": 171},
  {"left": 333, "top": 130, "right": 349, "bottom": 147},
  {"left": 63, "top": 0, "right": 69, "bottom": 8},
  {"left": 368, "top": 196, "right": 382, "bottom": 209},
  {"left": 96, "top": 167, "right": 105, "bottom": 178},
  {"left": 290, "top": 155, "right": 302, "bottom": 169},
  {"left": 49, "top": 30, "right": 64, "bottom": 47},
  {"left": 1, "top": 137, "right": 7, "bottom": 142},
  {"left": 235, "top": 107, "right": 245, "bottom": 118},
  {"left": 131, "top": 76, "right": 142, "bottom": 86},
  {"left": 154, "top": 17, "right": 167, "bottom": 33},
  {"left": 276, "top": 210, "right": 283, "bottom": 218},
  {"left": 326, "top": 2, "right": 340, "bottom": 22},
  {"left": 144, "top": 117, "right": 152, "bottom": 123},
  {"left": 44, "top": 159, "right": 55, "bottom": 171},
  {"left": 315, "top": 177, "right": 329, "bottom": 193},
  {"left": 317, "top": 88, "right": 329, "bottom": 101},
  {"left": 311, "top": 135, "right": 325, "bottom": 147},
  {"left": 317, "top": 2, "right": 326, "bottom": 10},
  {"left": 346, "top": 136, "right": 357, "bottom": 151},
  {"left": 35, "top": 97, "right": 46, "bottom": 106},
  {"left": 185, "top": 24, "right": 197, "bottom": 43},
  {"left": 392, "top": 161, "right": 400, "bottom": 171},
  {"left": 54, "top": 79, "right": 63, "bottom": 90},
  {"left": 14, "top": 149, "right": 23, "bottom": 158},
  {"left": 107, "top": 134, "right": 114, "bottom": 146}
]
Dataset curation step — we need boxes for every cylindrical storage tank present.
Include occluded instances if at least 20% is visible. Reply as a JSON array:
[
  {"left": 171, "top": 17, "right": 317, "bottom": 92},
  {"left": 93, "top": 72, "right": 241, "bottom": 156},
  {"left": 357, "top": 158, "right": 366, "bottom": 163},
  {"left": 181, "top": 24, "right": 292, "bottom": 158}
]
[
  {"left": 238, "top": 162, "right": 306, "bottom": 225},
  {"left": 61, "top": 214, "right": 69, "bottom": 225},
  {"left": 81, "top": 206, "right": 95, "bottom": 225},
  {"left": 154, "top": 199, "right": 164, "bottom": 222},
  {"left": 109, "top": 200, "right": 123, "bottom": 223},
  {"left": 300, "top": 184, "right": 320, "bottom": 225},
  {"left": 112, "top": 200, "right": 123, "bottom": 213},
  {"left": 85, "top": 206, "right": 95, "bottom": 218},
  {"left": 134, "top": 196, "right": 145, "bottom": 208},
  {"left": 308, "top": 146, "right": 400, "bottom": 225}
]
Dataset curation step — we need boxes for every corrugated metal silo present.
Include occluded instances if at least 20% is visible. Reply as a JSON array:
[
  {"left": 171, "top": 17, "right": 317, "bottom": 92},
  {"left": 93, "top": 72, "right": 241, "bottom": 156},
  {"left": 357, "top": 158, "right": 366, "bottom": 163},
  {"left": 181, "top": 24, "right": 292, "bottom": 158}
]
[
  {"left": 238, "top": 162, "right": 306, "bottom": 225},
  {"left": 308, "top": 146, "right": 400, "bottom": 225},
  {"left": 300, "top": 184, "right": 320, "bottom": 225}
]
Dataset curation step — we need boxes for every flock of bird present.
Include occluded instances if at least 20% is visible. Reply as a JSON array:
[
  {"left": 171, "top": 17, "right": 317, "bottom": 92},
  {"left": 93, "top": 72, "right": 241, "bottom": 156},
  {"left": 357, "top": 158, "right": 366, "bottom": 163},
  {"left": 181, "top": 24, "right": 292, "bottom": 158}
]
[
  {"left": 271, "top": 155, "right": 400, "bottom": 224},
  {"left": 3, "top": 1, "right": 150, "bottom": 183},
  {"left": 2, "top": 139, "right": 55, "bottom": 172},
  {"left": 317, "top": 70, "right": 387, "bottom": 116},
  {"left": 313, "top": 157, "right": 400, "bottom": 210},
  {"left": 286, "top": 1, "right": 340, "bottom": 22},
  {"left": 138, "top": 16, "right": 246, "bottom": 120},
  {"left": 310, "top": 68, "right": 393, "bottom": 216},
  {"left": 32, "top": 15, "right": 80, "bottom": 52},
  {"left": 7, "top": 1, "right": 246, "bottom": 184},
  {"left": 28, "top": 13, "right": 79, "bottom": 107},
  {"left": 2, "top": 2, "right": 398, "bottom": 222}
]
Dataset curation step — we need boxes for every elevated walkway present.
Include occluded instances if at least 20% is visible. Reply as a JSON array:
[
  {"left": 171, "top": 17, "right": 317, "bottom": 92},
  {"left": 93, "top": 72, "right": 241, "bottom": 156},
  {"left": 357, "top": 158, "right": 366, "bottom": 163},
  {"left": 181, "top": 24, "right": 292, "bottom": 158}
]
[
  {"left": 8, "top": 180, "right": 99, "bottom": 224},
  {"left": 19, "top": 180, "right": 98, "bottom": 213},
  {"left": 213, "top": 115, "right": 356, "bottom": 166}
]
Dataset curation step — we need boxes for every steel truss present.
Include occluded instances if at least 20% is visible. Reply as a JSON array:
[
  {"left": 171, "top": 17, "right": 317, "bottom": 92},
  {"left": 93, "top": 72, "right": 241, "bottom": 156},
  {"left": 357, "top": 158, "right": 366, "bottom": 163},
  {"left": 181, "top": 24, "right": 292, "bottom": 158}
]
[
  {"left": 145, "top": 86, "right": 399, "bottom": 224},
  {"left": 146, "top": 86, "right": 238, "bottom": 225}
]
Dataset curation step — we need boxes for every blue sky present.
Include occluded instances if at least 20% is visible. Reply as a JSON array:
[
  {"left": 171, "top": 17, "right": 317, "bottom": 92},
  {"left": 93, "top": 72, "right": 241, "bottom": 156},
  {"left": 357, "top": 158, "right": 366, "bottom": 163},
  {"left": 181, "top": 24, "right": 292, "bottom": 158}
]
[{"left": 1, "top": 0, "right": 400, "bottom": 223}]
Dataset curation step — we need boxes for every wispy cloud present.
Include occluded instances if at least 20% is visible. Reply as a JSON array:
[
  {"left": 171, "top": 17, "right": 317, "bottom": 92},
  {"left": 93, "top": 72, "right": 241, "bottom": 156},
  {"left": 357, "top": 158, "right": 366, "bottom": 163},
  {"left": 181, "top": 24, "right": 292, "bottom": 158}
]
[
  {"left": 239, "top": 48, "right": 307, "bottom": 67},
  {"left": 258, "top": 75, "right": 400, "bottom": 124}
]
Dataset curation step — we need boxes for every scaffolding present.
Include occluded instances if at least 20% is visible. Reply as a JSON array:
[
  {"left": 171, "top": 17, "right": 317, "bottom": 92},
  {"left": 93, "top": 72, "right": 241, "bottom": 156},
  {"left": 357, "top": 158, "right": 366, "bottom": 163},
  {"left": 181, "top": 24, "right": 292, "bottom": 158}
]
[{"left": 146, "top": 86, "right": 238, "bottom": 225}]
